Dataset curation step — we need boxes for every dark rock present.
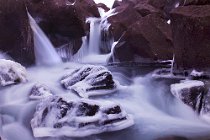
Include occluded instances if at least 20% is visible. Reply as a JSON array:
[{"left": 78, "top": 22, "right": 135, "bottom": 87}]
[
  {"left": 0, "top": 0, "right": 35, "bottom": 65},
  {"left": 31, "top": 96, "right": 134, "bottom": 137},
  {"left": 29, "top": 84, "right": 53, "bottom": 100},
  {"left": 135, "top": 2, "right": 162, "bottom": 17},
  {"left": 170, "top": 80, "right": 206, "bottom": 112},
  {"left": 201, "top": 90, "right": 210, "bottom": 119},
  {"left": 61, "top": 65, "right": 117, "bottom": 98},
  {"left": 170, "top": 5, "right": 210, "bottom": 70},
  {"left": 112, "top": 14, "right": 173, "bottom": 62},
  {"left": 107, "top": 4, "right": 142, "bottom": 41},
  {"left": 27, "top": 0, "right": 100, "bottom": 54},
  {"left": 156, "top": 136, "right": 188, "bottom": 140},
  {"left": 0, "top": 59, "right": 27, "bottom": 87},
  {"left": 112, "top": 0, "right": 123, "bottom": 8}
]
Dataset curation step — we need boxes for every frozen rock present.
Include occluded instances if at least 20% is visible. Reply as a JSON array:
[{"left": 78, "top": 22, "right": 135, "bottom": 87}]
[
  {"left": 170, "top": 80, "right": 205, "bottom": 112},
  {"left": 0, "top": 59, "right": 27, "bottom": 87},
  {"left": 29, "top": 84, "right": 53, "bottom": 100},
  {"left": 31, "top": 96, "right": 134, "bottom": 137},
  {"left": 61, "top": 65, "right": 117, "bottom": 98}
]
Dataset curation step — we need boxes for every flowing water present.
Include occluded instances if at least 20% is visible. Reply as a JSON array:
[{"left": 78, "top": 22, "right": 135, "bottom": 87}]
[
  {"left": 1, "top": 63, "right": 210, "bottom": 140},
  {"left": 1, "top": 6, "right": 210, "bottom": 140},
  {"left": 28, "top": 13, "right": 62, "bottom": 66}
]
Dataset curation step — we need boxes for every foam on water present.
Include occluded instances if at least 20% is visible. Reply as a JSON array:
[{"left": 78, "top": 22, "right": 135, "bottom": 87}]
[{"left": 1, "top": 63, "right": 210, "bottom": 140}]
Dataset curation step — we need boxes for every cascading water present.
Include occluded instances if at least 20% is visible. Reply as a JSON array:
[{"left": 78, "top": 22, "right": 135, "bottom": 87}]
[
  {"left": 1, "top": 63, "right": 210, "bottom": 140},
  {"left": 28, "top": 13, "right": 62, "bottom": 66}
]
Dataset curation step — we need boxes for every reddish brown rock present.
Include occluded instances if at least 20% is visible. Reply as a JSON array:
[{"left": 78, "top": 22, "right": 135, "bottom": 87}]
[
  {"left": 0, "top": 0, "right": 34, "bottom": 65},
  {"left": 108, "top": 4, "right": 141, "bottom": 41},
  {"left": 135, "top": 2, "right": 162, "bottom": 17},
  {"left": 112, "top": 14, "right": 173, "bottom": 62},
  {"left": 170, "top": 5, "right": 210, "bottom": 70}
]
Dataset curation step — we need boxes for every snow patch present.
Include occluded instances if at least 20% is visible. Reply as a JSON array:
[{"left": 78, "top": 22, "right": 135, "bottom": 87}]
[{"left": 0, "top": 59, "right": 27, "bottom": 86}]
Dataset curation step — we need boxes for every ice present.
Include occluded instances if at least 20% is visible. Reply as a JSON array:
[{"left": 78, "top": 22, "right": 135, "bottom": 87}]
[
  {"left": 29, "top": 84, "right": 53, "bottom": 100},
  {"left": 170, "top": 80, "right": 205, "bottom": 112},
  {"left": 31, "top": 96, "right": 134, "bottom": 137},
  {"left": 0, "top": 59, "right": 27, "bottom": 86},
  {"left": 61, "top": 65, "right": 117, "bottom": 98}
]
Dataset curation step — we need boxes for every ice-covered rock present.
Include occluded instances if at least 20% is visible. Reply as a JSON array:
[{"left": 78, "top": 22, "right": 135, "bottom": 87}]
[
  {"left": 0, "top": 59, "right": 27, "bottom": 87},
  {"left": 31, "top": 96, "right": 134, "bottom": 137},
  {"left": 29, "top": 84, "right": 53, "bottom": 100},
  {"left": 61, "top": 65, "right": 117, "bottom": 98},
  {"left": 170, "top": 80, "right": 205, "bottom": 112}
]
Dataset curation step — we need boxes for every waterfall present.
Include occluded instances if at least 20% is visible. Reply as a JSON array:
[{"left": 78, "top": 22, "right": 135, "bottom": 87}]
[
  {"left": 28, "top": 13, "right": 62, "bottom": 66},
  {"left": 87, "top": 18, "right": 102, "bottom": 54}
]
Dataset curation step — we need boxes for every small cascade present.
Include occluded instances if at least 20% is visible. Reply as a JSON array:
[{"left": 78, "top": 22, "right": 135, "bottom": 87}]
[
  {"left": 28, "top": 13, "right": 62, "bottom": 66},
  {"left": 69, "top": 9, "right": 117, "bottom": 64}
]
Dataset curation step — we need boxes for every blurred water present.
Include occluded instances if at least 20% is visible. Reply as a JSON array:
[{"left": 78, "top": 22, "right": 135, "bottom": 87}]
[
  {"left": 1, "top": 63, "right": 210, "bottom": 140},
  {"left": 28, "top": 13, "right": 62, "bottom": 66}
]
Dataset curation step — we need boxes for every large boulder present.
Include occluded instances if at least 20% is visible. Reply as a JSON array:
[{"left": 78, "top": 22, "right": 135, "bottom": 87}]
[
  {"left": 107, "top": 4, "right": 141, "bottom": 41},
  {"left": 0, "top": 0, "right": 35, "bottom": 65},
  {"left": 0, "top": 59, "right": 27, "bottom": 87},
  {"left": 170, "top": 80, "right": 206, "bottom": 112},
  {"left": 27, "top": 0, "right": 100, "bottom": 54},
  {"left": 112, "top": 14, "right": 173, "bottom": 62},
  {"left": 60, "top": 65, "right": 117, "bottom": 98},
  {"left": 31, "top": 96, "right": 134, "bottom": 137},
  {"left": 170, "top": 5, "right": 210, "bottom": 70}
]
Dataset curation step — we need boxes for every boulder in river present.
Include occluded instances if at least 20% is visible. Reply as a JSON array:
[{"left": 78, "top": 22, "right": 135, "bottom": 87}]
[
  {"left": 31, "top": 96, "right": 134, "bottom": 137},
  {"left": 0, "top": 59, "right": 27, "bottom": 87},
  {"left": 61, "top": 65, "right": 117, "bottom": 98},
  {"left": 29, "top": 84, "right": 53, "bottom": 100},
  {"left": 170, "top": 80, "right": 206, "bottom": 112}
]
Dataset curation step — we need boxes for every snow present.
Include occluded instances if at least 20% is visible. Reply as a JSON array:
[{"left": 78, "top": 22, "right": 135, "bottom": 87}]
[
  {"left": 0, "top": 59, "right": 27, "bottom": 86},
  {"left": 190, "top": 70, "right": 204, "bottom": 77},
  {"left": 61, "top": 65, "right": 117, "bottom": 98},
  {"left": 170, "top": 80, "right": 205, "bottom": 99},
  {"left": 31, "top": 96, "right": 134, "bottom": 137}
]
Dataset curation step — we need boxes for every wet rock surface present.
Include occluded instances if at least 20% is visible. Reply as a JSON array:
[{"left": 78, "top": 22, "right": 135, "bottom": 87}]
[
  {"left": 0, "top": 59, "right": 27, "bottom": 87},
  {"left": 170, "top": 80, "right": 205, "bottom": 112},
  {"left": 29, "top": 84, "right": 53, "bottom": 100},
  {"left": 0, "top": 0, "right": 35, "bottom": 65},
  {"left": 31, "top": 96, "right": 134, "bottom": 137},
  {"left": 61, "top": 65, "right": 117, "bottom": 98}
]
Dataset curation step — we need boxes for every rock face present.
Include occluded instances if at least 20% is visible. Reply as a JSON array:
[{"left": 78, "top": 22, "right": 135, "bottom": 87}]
[
  {"left": 171, "top": 5, "right": 210, "bottom": 70},
  {"left": 107, "top": 4, "right": 141, "bottom": 41},
  {"left": 27, "top": 0, "right": 100, "bottom": 54},
  {"left": 0, "top": 59, "right": 27, "bottom": 87},
  {"left": 0, "top": 0, "right": 35, "bottom": 65},
  {"left": 170, "top": 80, "right": 205, "bottom": 112},
  {"left": 31, "top": 96, "right": 134, "bottom": 137},
  {"left": 29, "top": 84, "right": 53, "bottom": 100},
  {"left": 61, "top": 65, "right": 117, "bottom": 98},
  {"left": 112, "top": 14, "right": 173, "bottom": 62}
]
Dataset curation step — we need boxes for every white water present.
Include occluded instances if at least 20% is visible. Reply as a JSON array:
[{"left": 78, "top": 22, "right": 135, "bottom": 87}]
[
  {"left": 1, "top": 63, "right": 210, "bottom": 140},
  {"left": 28, "top": 13, "right": 62, "bottom": 66}
]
